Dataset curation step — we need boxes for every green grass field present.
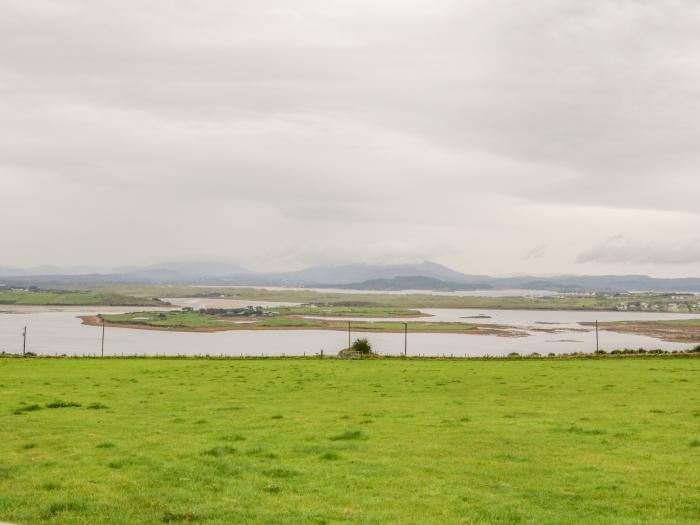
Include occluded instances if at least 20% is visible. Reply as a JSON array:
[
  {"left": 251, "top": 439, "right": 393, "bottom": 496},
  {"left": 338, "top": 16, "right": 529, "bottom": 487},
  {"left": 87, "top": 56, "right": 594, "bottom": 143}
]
[
  {"left": 1, "top": 358, "right": 699, "bottom": 524},
  {"left": 0, "top": 290, "right": 164, "bottom": 307},
  {"left": 100, "top": 311, "right": 233, "bottom": 329},
  {"left": 97, "top": 311, "right": 486, "bottom": 334},
  {"left": 269, "top": 306, "right": 421, "bottom": 318},
  {"left": 69, "top": 284, "right": 700, "bottom": 312}
]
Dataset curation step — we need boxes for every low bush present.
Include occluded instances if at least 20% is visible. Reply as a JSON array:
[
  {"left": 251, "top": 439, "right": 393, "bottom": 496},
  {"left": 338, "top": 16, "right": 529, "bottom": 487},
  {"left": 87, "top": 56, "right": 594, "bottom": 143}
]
[
  {"left": 351, "top": 338, "right": 372, "bottom": 354},
  {"left": 46, "top": 400, "right": 82, "bottom": 409},
  {"left": 13, "top": 403, "right": 42, "bottom": 415}
]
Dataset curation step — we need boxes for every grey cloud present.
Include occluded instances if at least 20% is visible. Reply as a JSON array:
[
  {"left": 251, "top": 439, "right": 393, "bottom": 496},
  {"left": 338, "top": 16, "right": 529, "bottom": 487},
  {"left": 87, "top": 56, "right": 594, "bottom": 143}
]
[
  {"left": 2, "top": 1, "right": 700, "bottom": 273},
  {"left": 523, "top": 244, "right": 548, "bottom": 262},
  {"left": 576, "top": 237, "right": 700, "bottom": 265}
]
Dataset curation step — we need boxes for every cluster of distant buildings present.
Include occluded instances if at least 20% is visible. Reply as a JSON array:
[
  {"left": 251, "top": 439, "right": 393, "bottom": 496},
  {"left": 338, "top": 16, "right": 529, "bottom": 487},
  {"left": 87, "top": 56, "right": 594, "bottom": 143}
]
[
  {"left": 616, "top": 300, "right": 700, "bottom": 312},
  {"left": 181, "top": 305, "right": 276, "bottom": 317}
]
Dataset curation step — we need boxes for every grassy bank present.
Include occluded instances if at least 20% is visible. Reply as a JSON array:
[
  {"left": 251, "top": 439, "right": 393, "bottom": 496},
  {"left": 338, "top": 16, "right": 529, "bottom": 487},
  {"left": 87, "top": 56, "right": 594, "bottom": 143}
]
[
  {"left": 92, "top": 311, "right": 514, "bottom": 336},
  {"left": 269, "top": 305, "right": 422, "bottom": 317},
  {"left": 0, "top": 358, "right": 698, "bottom": 524},
  {"left": 0, "top": 289, "right": 165, "bottom": 307},
  {"left": 596, "top": 319, "right": 700, "bottom": 344},
  {"left": 62, "top": 284, "right": 700, "bottom": 312}
]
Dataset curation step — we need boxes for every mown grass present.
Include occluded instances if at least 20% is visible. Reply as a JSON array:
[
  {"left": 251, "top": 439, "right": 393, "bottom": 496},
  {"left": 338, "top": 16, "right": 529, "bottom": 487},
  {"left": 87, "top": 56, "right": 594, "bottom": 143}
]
[{"left": 0, "top": 358, "right": 698, "bottom": 524}]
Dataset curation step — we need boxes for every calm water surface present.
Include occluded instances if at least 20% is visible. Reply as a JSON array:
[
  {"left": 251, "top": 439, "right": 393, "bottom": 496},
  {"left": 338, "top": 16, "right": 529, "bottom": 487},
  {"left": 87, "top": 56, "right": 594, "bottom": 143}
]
[{"left": 1, "top": 306, "right": 697, "bottom": 357}]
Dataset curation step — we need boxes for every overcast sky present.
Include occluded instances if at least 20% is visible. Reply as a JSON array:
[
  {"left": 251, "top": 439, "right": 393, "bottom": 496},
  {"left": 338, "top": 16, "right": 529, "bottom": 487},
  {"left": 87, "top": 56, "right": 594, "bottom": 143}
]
[{"left": 2, "top": 0, "right": 700, "bottom": 276}]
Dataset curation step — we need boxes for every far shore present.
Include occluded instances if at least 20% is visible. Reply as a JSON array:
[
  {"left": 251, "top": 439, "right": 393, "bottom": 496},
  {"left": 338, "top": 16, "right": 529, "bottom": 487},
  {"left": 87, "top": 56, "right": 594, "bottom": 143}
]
[{"left": 79, "top": 315, "right": 525, "bottom": 337}]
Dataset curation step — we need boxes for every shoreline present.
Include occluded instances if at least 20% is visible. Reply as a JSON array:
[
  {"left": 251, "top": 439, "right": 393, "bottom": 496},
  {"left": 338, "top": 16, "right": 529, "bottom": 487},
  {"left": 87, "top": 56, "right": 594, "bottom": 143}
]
[
  {"left": 2, "top": 350, "right": 699, "bottom": 360},
  {"left": 79, "top": 315, "right": 525, "bottom": 337},
  {"left": 587, "top": 321, "right": 700, "bottom": 344}
]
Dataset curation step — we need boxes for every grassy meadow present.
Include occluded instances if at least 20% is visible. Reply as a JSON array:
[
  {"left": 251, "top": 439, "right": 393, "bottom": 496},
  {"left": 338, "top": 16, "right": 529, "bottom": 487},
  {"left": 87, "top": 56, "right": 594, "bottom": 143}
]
[
  {"left": 0, "top": 290, "right": 164, "bottom": 307},
  {"left": 1, "top": 357, "right": 699, "bottom": 524},
  {"left": 269, "top": 306, "right": 422, "bottom": 318},
  {"left": 67, "top": 284, "right": 700, "bottom": 312},
  {"left": 95, "top": 311, "right": 492, "bottom": 334}
]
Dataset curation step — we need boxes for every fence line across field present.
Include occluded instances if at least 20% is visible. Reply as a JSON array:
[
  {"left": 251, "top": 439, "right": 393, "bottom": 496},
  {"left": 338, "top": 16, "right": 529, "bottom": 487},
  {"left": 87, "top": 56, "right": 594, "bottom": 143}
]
[{"left": 15, "top": 317, "right": 604, "bottom": 358}]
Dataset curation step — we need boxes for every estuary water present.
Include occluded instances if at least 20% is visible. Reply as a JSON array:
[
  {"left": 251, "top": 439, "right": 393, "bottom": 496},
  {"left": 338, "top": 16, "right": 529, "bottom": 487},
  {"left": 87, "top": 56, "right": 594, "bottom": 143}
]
[{"left": 0, "top": 304, "right": 697, "bottom": 357}]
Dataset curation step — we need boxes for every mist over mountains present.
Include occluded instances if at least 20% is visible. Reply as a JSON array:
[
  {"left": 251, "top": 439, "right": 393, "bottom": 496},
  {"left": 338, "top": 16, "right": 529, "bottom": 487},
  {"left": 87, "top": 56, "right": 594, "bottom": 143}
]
[{"left": 2, "top": 260, "right": 700, "bottom": 293}]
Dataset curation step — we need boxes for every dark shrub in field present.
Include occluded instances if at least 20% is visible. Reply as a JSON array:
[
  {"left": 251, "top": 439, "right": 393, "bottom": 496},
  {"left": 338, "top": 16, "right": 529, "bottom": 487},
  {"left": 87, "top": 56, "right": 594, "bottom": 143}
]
[
  {"left": 13, "top": 404, "right": 42, "bottom": 415},
  {"left": 46, "top": 400, "right": 81, "bottom": 409},
  {"left": 351, "top": 338, "right": 372, "bottom": 354}
]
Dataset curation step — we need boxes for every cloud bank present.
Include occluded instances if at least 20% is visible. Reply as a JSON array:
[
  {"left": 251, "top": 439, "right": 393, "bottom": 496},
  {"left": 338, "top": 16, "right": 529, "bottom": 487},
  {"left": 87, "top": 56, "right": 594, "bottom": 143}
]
[{"left": 2, "top": 1, "right": 700, "bottom": 276}]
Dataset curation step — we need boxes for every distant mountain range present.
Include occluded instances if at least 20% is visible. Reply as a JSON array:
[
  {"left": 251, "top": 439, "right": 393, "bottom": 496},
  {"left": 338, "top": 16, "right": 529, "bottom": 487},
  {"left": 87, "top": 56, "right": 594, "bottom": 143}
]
[
  {"left": 2, "top": 260, "right": 700, "bottom": 293},
  {"left": 313, "top": 275, "right": 493, "bottom": 292}
]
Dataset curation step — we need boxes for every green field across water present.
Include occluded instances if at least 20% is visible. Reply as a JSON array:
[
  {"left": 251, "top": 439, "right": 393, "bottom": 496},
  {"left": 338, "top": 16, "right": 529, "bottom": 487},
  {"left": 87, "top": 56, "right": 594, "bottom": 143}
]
[
  {"left": 0, "top": 290, "right": 163, "bottom": 307},
  {"left": 96, "top": 310, "right": 487, "bottom": 334},
  {"left": 1, "top": 358, "right": 699, "bottom": 524}
]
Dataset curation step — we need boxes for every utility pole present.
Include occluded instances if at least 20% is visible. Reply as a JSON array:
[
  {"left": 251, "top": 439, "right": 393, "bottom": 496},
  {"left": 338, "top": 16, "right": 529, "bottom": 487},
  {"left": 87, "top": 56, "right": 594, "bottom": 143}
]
[
  {"left": 404, "top": 322, "right": 408, "bottom": 358},
  {"left": 22, "top": 326, "right": 27, "bottom": 356},
  {"left": 595, "top": 320, "right": 599, "bottom": 353},
  {"left": 348, "top": 321, "right": 351, "bottom": 349},
  {"left": 101, "top": 318, "right": 105, "bottom": 357}
]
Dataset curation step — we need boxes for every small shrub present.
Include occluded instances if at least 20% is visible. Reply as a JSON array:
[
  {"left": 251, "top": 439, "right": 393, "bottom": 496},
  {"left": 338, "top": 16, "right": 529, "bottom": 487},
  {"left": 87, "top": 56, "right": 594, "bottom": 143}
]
[
  {"left": 21, "top": 442, "right": 37, "bottom": 450},
  {"left": 46, "top": 400, "right": 82, "bottom": 409},
  {"left": 351, "top": 338, "right": 372, "bottom": 354},
  {"left": 690, "top": 439, "right": 700, "bottom": 448},
  {"left": 86, "top": 402, "right": 108, "bottom": 410},
  {"left": 13, "top": 404, "right": 42, "bottom": 415},
  {"left": 320, "top": 452, "right": 341, "bottom": 461},
  {"left": 96, "top": 442, "right": 115, "bottom": 449}
]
